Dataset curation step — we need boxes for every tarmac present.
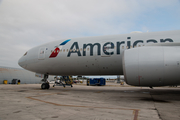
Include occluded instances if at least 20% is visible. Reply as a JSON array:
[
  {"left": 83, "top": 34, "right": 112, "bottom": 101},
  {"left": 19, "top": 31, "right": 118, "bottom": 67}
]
[{"left": 0, "top": 83, "right": 180, "bottom": 120}]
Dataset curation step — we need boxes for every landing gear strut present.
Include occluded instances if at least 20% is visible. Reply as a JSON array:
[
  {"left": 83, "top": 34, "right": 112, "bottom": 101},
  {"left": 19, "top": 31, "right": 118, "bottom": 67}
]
[{"left": 41, "top": 74, "right": 50, "bottom": 89}]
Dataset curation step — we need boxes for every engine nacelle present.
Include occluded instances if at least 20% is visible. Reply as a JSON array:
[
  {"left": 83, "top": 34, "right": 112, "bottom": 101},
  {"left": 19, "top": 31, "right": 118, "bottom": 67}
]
[{"left": 122, "top": 46, "right": 180, "bottom": 87}]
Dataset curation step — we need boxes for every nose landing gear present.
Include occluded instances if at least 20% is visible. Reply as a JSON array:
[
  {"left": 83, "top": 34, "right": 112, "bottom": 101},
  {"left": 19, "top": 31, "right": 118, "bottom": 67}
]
[{"left": 41, "top": 74, "right": 50, "bottom": 89}]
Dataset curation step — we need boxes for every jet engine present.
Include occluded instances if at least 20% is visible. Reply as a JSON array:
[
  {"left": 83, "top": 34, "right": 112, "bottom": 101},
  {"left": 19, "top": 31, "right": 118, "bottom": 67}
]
[{"left": 122, "top": 46, "right": 180, "bottom": 87}]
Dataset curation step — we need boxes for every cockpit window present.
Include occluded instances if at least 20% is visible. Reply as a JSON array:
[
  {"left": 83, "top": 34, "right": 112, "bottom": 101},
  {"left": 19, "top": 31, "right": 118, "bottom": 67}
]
[{"left": 24, "top": 52, "right": 27, "bottom": 56}]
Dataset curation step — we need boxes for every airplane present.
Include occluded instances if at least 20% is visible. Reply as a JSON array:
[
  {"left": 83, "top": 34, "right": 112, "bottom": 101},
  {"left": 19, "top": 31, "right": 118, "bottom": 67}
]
[{"left": 18, "top": 30, "right": 180, "bottom": 89}]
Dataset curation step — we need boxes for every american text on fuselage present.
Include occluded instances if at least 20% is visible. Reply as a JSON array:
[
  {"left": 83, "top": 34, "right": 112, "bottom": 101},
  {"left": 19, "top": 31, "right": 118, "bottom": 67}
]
[{"left": 67, "top": 38, "right": 173, "bottom": 57}]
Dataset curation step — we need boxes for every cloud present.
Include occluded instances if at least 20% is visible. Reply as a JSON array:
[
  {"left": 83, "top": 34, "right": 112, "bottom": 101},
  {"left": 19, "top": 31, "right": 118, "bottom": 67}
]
[{"left": 0, "top": 0, "right": 180, "bottom": 68}]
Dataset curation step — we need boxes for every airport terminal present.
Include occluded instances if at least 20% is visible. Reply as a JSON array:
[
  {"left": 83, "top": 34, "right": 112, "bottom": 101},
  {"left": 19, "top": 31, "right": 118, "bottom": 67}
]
[{"left": 0, "top": 66, "right": 54, "bottom": 84}]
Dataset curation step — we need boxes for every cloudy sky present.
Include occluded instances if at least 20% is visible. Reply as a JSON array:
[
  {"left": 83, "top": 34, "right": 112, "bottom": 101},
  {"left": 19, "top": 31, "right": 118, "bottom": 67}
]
[{"left": 0, "top": 0, "right": 180, "bottom": 69}]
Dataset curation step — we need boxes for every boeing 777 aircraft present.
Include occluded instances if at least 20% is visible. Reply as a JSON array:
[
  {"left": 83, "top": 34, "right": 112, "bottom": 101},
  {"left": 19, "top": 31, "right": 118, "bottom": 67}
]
[{"left": 18, "top": 30, "right": 180, "bottom": 89}]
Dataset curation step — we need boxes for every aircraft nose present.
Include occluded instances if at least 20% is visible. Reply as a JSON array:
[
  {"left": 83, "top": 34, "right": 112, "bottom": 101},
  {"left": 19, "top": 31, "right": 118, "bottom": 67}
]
[
  {"left": 18, "top": 56, "right": 27, "bottom": 68},
  {"left": 18, "top": 57, "right": 23, "bottom": 67}
]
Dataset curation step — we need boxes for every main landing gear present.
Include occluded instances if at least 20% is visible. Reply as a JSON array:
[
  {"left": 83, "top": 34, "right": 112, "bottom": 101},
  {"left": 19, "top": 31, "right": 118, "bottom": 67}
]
[{"left": 41, "top": 74, "right": 50, "bottom": 89}]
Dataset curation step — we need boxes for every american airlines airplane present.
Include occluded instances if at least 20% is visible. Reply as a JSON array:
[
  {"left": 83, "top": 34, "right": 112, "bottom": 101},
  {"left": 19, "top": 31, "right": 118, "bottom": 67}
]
[{"left": 18, "top": 30, "right": 180, "bottom": 89}]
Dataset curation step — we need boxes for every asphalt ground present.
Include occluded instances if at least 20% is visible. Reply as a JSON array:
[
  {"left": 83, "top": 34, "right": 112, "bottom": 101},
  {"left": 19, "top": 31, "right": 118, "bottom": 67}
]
[{"left": 0, "top": 83, "right": 180, "bottom": 120}]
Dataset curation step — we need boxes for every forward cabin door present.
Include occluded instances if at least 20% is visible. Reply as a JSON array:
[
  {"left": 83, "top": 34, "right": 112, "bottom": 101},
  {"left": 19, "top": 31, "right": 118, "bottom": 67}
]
[{"left": 38, "top": 47, "right": 46, "bottom": 60}]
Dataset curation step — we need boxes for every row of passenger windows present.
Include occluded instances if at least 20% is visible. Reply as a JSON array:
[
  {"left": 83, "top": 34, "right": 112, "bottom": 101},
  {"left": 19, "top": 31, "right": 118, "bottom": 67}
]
[{"left": 50, "top": 45, "right": 144, "bottom": 53}]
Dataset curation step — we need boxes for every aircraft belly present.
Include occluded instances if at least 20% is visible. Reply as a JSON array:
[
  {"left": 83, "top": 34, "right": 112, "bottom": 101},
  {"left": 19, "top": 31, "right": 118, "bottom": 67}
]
[{"left": 47, "top": 55, "right": 123, "bottom": 75}]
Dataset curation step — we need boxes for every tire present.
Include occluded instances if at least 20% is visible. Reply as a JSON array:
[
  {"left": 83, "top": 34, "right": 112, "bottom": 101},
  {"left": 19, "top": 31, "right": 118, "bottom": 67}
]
[
  {"left": 46, "top": 83, "right": 50, "bottom": 89},
  {"left": 41, "top": 83, "right": 46, "bottom": 89}
]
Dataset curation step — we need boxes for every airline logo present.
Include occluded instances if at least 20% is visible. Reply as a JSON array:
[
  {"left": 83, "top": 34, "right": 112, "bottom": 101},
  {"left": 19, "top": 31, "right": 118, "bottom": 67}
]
[
  {"left": 49, "top": 39, "right": 71, "bottom": 58},
  {"left": 67, "top": 38, "right": 173, "bottom": 57}
]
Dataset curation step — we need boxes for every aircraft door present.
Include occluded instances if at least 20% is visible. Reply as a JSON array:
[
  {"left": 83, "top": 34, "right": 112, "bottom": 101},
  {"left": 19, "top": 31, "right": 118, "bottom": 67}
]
[{"left": 38, "top": 47, "right": 46, "bottom": 60}]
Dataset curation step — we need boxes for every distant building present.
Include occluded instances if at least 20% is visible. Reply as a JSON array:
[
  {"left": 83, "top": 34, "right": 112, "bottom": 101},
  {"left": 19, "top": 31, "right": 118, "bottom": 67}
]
[{"left": 0, "top": 66, "right": 54, "bottom": 84}]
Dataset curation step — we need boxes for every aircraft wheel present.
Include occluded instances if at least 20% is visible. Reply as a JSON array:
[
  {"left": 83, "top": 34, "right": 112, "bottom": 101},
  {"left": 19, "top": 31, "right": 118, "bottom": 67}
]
[
  {"left": 41, "top": 83, "right": 46, "bottom": 89},
  {"left": 46, "top": 83, "right": 50, "bottom": 89}
]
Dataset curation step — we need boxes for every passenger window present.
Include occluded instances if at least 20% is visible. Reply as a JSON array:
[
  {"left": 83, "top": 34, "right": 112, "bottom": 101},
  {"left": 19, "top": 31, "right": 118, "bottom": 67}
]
[
  {"left": 87, "top": 48, "right": 89, "bottom": 51},
  {"left": 67, "top": 49, "right": 68, "bottom": 52},
  {"left": 63, "top": 49, "right": 65, "bottom": 52},
  {"left": 84, "top": 48, "right": 86, "bottom": 51},
  {"left": 122, "top": 46, "right": 124, "bottom": 49},
  {"left": 80, "top": 48, "right": 82, "bottom": 51},
  {"left": 77, "top": 49, "right": 79, "bottom": 51}
]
